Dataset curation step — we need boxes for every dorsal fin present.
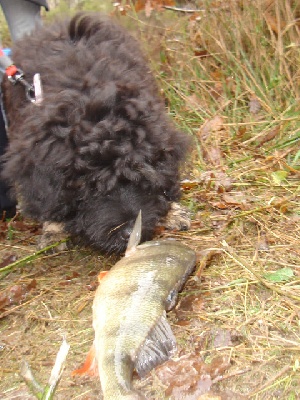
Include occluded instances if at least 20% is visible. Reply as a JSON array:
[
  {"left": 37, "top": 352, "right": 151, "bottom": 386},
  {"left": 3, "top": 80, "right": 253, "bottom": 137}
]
[{"left": 125, "top": 210, "right": 142, "bottom": 257}]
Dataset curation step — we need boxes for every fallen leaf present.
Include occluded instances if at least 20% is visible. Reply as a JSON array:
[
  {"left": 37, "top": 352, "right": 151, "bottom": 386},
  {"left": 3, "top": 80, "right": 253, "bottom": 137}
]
[
  {"left": 0, "top": 280, "right": 37, "bottom": 311},
  {"left": 210, "top": 82, "right": 224, "bottom": 101},
  {"left": 181, "top": 180, "right": 200, "bottom": 191},
  {"left": 222, "top": 193, "right": 248, "bottom": 209},
  {"left": 156, "top": 353, "right": 230, "bottom": 399},
  {"left": 257, "top": 231, "right": 270, "bottom": 251},
  {"left": 211, "top": 193, "right": 250, "bottom": 211},
  {"left": 264, "top": 12, "right": 285, "bottom": 34},
  {"left": 144, "top": 0, "right": 153, "bottom": 17},
  {"left": 194, "top": 49, "right": 209, "bottom": 57},
  {"left": 185, "top": 94, "right": 204, "bottom": 111},
  {"left": 0, "top": 220, "right": 8, "bottom": 238},
  {"left": 177, "top": 294, "right": 204, "bottom": 312},
  {"left": 212, "top": 193, "right": 250, "bottom": 210},
  {"left": 0, "top": 254, "right": 18, "bottom": 268},
  {"left": 249, "top": 95, "right": 261, "bottom": 114},
  {"left": 212, "top": 329, "right": 233, "bottom": 348},
  {"left": 195, "top": 248, "right": 222, "bottom": 278},
  {"left": 271, "top": 170, "right": 289, "bottom": 185},
  {"left": 202, "top": 146, "right": 224, "bottom": 166},
  {"left": 211, "top": 201, "right": 229, "bottom": 210},
  {"left": 198, "top": 116, "right": 225, "bottom": 140},
  {"left": 264, "top": 267, "right": 294, "bottom": 283},
  {"left": 1, "top": 286, "right": 21, "bottom": 309},
  {"left": 199, "top": 171, "right": 233, "bottom": 192},
  {"left": 255, "top": 126, "right": 280, "bottom": 146}
]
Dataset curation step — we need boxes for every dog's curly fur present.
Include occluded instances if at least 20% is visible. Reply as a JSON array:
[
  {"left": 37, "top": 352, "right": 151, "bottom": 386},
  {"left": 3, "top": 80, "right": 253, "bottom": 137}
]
[{"left": 2, "top": 12, "right": 190, "bottom": 253}]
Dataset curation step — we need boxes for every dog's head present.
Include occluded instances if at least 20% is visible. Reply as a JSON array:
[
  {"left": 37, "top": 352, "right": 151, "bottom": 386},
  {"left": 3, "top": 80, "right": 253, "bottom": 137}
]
[{"left": 66, "top": 184, "right": 171, "bottom": 254}]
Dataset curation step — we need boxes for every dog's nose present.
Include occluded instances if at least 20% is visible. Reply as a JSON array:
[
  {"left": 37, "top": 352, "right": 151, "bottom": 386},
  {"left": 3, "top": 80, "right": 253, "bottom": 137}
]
[{"left": 120, "top": 226, "right": 132, "bottom": 242}]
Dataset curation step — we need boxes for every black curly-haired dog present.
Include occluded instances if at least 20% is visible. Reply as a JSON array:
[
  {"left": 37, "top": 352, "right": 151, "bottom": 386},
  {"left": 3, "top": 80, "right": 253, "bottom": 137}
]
[{"left": 2, "top": 12, "right": 190, "bottom": 254}]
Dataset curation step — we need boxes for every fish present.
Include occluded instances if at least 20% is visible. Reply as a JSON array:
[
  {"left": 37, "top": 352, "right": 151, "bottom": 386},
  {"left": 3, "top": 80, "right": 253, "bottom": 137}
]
[{"left": 73, "top": 211, "right": 196, "bottom": 399}]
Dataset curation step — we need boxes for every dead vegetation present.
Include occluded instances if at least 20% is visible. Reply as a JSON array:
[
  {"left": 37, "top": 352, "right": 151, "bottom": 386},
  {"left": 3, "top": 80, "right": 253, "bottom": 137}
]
[{"left": 0, "top": 0, "right": 300, "bottom": 399}]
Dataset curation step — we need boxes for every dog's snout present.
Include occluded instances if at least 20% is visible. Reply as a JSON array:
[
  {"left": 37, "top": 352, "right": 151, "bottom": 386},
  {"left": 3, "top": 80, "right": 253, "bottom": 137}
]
[{"left": 120, "top": 226, "right": 132, "bottom": 242}]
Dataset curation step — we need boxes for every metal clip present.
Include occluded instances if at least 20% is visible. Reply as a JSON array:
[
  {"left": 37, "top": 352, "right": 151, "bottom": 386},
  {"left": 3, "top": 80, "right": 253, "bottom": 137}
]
[{"left": 7, "top": 67, "right": 42, "bottom": 105}]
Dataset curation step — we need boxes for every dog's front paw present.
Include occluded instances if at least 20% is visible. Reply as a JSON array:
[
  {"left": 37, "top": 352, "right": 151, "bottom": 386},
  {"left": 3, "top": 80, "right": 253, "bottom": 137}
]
[
  {"left": 162, "top": 202, "right": 191, "bottom": 231},
  {"left": 37, "top": 222, "right": 69, "bottom": 252}
]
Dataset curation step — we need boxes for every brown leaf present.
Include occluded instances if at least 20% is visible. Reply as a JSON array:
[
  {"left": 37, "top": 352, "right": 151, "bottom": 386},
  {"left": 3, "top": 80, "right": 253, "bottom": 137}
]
[
  {"left": 177, "top": 294, "right": 204, "bottom": 312},
  {"left": 135, "top": 0, "right": 146, "bottom": 12},
  {"left": 155, "top": 353, "right": 230, "bottom": 399},
  {"left": 197, "top": 117, "right": 229, "bottom": 166},
  {"left": 0, "top": 285, "right": 23, "bottom": 310},
  {"left": 0, "top": 280, "right": 37, "bottom": 311},
  {"left": 181, "top": 180, "right": 200, "bottom": 191},
  {"left": 194, "top": 49, "right": 209, "bottom": 57},
  {"left": 199, "top": 171, "right": 233, "bottom": 192},
  {"left": 249, "top": 95, "right": 261, "bottom": 114},
  {"left": 255, "top": 126, "right": 280, "bottom": 147},
  {"left": 144, "top": 0, "right": 153, "bottom": 17},
  {"left": 0, "top": 220, "right": 8, "bottom": 238},
  {"left": 202, "top": 146, "right": 223, "bottom": 167},
  {"left": 0, "top": 254, "right": 17, "bottom": 268},
  {"left": 256, "top": 230, "right": 270, "bottom": 252},
  {"left": 264, "top": 12, "right": 285, "bottom": 35},
  {"left": 222, "top": 193, "right": 249, "bottom": 210},
  {"left": 212, "top": 193, "right": 249, "bottom": 210},
  {"left": 211, "top": 201, "right": 229, "bottom": 210},
  {"left": 9, "top": 219, "right": 41, "bottom": 233},
  {"left": 185, "top": 94, "right": 204, "bottom": 111},
  {"left": 198, "top": 116, "right": 225, "bottom": 140},
  {"left": 212, "top": 329, "right": 233, "bottom": 348},
  {"left": 194, "top": 248, "right": 221, "bottom": 278},
  {"left": 210, "top": 81, "right": 224, "bottom": 101}
]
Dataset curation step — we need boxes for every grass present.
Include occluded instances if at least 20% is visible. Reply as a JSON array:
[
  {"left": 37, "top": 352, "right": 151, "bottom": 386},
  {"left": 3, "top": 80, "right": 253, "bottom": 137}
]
[{"left": 0, "top": 0, "right": 300, "bottom": 399}]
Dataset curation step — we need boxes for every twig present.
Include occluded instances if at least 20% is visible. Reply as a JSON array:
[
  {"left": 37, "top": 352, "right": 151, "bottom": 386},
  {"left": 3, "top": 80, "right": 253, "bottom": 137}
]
[
  {"left": 42, "top": 338, "right": 70, "bottom": 400},
  {"left": 248, "top": 364, "right": 291, "bottom": 397},
  {"left": 20, "top": 338, "right": 70, "bottom": 400},
  {"left": 0, "top": 289, "right": 50, "bottom": 319},
  {"left": 212, "top": 368, "right": 251, "bottom": 383},
  {"left": 163, "top": 5, "right": 204, "bottom": 13},
  {"left": 0, "top": 239, "right": 68, "bottom": 277},
  {"left": 20, "top": 360, "right": 44, "bottom": 399}
]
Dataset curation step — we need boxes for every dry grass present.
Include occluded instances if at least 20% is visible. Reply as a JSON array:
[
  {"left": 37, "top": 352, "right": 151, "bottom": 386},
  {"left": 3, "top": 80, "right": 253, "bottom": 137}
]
[{"left": 1, "top": 1, "right": 300, "bottom": 399}]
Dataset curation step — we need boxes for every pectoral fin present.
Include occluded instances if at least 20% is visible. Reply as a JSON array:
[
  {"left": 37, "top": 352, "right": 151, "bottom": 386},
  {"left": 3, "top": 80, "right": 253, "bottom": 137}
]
[
  {"left": 71, "top": 344, "right": 98, "bottom": 377},
  {"left": 98, "top": 270, "right": 109, "bottom": 282},
  {"left": 135, "top": 313, "right": 176, "bottom": 377}
]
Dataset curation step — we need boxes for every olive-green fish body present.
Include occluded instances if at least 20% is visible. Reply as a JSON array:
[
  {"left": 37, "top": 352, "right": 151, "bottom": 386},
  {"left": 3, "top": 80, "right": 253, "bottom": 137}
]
[{"left": 93, "top": 238, "right": 196, "bottom": 399}]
